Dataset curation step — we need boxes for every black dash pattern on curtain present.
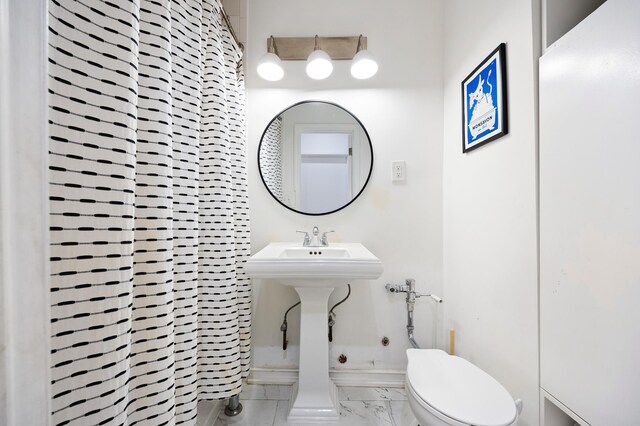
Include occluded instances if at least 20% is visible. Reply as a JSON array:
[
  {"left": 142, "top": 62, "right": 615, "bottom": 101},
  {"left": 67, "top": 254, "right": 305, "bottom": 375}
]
[{"left": 48, "top": 0, "right": 250, "bottom": 424}]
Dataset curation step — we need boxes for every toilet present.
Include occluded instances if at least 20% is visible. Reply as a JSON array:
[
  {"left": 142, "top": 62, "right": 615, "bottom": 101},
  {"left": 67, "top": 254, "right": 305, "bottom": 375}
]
[{"left": 406, "top": 349, "right": 520, "bottom": 426}]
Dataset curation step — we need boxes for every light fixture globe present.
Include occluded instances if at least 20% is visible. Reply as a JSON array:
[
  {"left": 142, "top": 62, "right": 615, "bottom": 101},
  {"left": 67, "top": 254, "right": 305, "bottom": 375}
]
[
  {"left": 306, "top": 49, "right": 333, "bottom": 80},
  {"left": 350, "top": 49, "right": 378, "bottom": 79},
  {"left": 257, "top": 52, "right": 284, "bottom": 81}
]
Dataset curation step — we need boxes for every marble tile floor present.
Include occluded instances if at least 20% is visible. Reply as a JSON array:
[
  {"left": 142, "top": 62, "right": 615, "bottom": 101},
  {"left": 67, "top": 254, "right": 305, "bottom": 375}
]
[{"left": 207, "top": 384, "right": 418, "bottom": 426}]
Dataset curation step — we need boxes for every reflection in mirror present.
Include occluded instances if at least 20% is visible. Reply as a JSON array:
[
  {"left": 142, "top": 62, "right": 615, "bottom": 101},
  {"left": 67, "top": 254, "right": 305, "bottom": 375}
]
[{"left": 258, "top": 101, "right": 373, "bottom": 215}]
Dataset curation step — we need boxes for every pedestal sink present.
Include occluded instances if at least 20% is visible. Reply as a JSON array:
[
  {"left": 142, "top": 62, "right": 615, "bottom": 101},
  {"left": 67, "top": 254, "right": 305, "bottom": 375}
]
[{"left": 245, "top": 242, "right": 383, "bottom": 425}]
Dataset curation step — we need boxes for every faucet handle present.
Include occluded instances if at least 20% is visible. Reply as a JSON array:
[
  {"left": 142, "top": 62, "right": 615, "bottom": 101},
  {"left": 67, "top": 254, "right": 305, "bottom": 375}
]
[
  {"left": 415, "top": 293, "right": 443, "bottom": 303},
  {"left": 321, "top": 230, "right": 334, "bottom": 246},
  {"left": 296, "top": 230, "right": 310, "bottom": 246}
]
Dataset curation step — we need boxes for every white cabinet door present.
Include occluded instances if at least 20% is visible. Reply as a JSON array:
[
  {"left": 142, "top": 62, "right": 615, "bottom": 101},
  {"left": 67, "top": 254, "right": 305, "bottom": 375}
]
[{"left": 539, "top": 0, "right": 640, "bottom": 424}]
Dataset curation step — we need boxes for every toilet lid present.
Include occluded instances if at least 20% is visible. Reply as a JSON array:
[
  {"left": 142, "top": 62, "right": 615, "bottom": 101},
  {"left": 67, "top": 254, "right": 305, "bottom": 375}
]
[{"left": 406, "top": 349, "right": 517, "bottom": 426}]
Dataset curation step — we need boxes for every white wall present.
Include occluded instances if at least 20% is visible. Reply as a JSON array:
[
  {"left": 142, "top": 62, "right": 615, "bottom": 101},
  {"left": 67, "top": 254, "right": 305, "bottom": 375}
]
[
  {"left": 220, "top": 0, "right": 246, "bottom": 45},
  {"left": 246, "top": 0, "right": 444, "bottom": 373},
  {"left": 0, "top": 0, "right": 50, "bottom": 424},
  {"left": 540, "top": 0, "right": 640, "bottom": 423},
  {"left": 442, "top": 1, "right": 540, "bottom": 425}
]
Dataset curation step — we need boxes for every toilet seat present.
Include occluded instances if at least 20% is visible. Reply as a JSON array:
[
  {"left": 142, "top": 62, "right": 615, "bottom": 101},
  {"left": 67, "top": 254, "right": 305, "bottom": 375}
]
[
  {"left": 407, "top": 380, "right": 471, "bottom": 426},
  {"left": 406, "top": 349, "right": 517, "bottom": 426}
]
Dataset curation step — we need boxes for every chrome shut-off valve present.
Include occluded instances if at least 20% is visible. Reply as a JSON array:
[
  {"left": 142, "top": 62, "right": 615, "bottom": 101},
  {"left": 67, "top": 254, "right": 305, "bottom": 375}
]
[{"left": 385, "top": 279, "right": 443, "bottom": 303}]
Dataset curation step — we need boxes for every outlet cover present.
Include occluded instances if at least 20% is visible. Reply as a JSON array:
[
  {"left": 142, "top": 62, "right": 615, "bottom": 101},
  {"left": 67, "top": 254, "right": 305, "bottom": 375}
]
[{"left": 392, "top": 161, "right": 406, "bottom": 182}]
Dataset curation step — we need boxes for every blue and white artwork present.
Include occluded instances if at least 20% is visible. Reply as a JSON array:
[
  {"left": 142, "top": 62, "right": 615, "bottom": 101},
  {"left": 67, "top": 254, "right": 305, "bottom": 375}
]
[
  {"left": 466, "top": 58, "right": 498, "bottom": 142},
  {"left": 462, "top": 44, "right": 508, "bottom": 152}
]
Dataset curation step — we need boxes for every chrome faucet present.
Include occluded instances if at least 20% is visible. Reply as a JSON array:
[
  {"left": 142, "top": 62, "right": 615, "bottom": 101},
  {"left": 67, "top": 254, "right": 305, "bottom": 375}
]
[
  {"left": 296, "top": 226, "right": 334, "bottom": 247},
  {"left": 309, "top": 226, "right": 321, "bottom": 246}
]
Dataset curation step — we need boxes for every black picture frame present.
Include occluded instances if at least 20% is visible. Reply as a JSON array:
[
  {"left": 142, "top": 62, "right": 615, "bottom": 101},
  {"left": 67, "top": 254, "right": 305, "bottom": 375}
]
[{"left": 461, "top": 43, "right": 508, "bottom": 153}]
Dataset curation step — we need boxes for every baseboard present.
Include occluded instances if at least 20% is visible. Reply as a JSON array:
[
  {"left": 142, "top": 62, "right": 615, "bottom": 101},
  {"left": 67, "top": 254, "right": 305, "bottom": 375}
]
[
  {"left": 197, "top": 399, "right": 224, "bottom": 426},
  {"left": 248, "top": 367, "right": 299, "bottom": 385},
  {"left": 247, "top": 367, "right": 406, "bottom": 388},
  {"left": 329, "top": 369, "right": 406, "bottom": 388}
]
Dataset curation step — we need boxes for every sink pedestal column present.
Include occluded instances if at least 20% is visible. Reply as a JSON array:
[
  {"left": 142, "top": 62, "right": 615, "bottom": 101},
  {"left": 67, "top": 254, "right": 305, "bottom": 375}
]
[{"left": 287, "top": 286, "right": 339, "bottom": 425}]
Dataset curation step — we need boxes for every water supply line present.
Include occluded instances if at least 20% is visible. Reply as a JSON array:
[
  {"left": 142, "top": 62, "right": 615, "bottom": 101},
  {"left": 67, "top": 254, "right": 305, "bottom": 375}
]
[
  {"left": 280, "top": 301, "right": 301, "bottom": 350},
  {"left": 328, "top": 283, "right": 351, "bottom": 342},
  {"left": 385, "top": 278, "right": 442, "bottom": 349}
]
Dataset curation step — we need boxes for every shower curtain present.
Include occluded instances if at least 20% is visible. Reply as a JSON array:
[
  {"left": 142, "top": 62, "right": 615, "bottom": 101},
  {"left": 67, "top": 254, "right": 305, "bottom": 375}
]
[{"left": 48, "top": 0, "right": 250, "bottom": 424}]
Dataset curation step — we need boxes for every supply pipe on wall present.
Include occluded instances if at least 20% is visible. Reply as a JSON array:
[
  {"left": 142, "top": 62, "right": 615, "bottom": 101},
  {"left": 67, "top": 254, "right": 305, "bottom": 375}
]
[{"left": 385, "top": 279, "right": 442, "bottom": 349}]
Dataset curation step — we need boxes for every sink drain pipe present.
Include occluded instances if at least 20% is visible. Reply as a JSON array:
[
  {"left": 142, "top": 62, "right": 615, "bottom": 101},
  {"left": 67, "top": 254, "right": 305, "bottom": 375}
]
[{"left": 385, "top": 279, "right": 442, "bottom": 349}]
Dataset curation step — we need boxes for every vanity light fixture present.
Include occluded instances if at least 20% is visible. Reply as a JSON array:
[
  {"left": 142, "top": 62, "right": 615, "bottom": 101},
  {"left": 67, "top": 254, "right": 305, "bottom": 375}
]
[
  {"left": 256, "top": 35, "right": 378, "bottom": 81},
  {"left": 257, "top": 36, "right": 284, "bottom": 81},
  {"left": 306, "top": 35, "right": 333, "bottom": 80},
  {"left": 350, "top": 35, "right": 378, "bottom": 79}
]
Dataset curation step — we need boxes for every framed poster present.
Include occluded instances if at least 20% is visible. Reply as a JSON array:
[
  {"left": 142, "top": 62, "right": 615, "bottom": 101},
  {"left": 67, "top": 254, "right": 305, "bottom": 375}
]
[{"left": 462, "top": 43, "right": 508, "bottom": 153}]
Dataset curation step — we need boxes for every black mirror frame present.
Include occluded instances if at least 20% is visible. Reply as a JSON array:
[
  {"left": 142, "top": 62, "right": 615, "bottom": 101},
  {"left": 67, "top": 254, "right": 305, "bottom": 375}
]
[{"left": 257, "top": 100, "right": 374, "bottom": 216}]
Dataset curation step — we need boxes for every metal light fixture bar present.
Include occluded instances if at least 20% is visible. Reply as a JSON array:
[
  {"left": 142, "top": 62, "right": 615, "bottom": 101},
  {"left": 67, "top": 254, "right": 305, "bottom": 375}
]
[{"left": 268, "top": 35, "right": 368, "bottom": 61}]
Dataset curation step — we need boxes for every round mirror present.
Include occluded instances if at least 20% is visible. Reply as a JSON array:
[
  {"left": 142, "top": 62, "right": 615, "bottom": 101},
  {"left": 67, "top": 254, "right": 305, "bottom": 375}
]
[{"left": 258, "top": 101, "right": 373, "bottom": 215}]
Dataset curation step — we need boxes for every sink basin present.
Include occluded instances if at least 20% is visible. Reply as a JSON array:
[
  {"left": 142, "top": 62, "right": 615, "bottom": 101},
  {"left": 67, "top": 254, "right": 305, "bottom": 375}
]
[{"left": 244, "top": 242, "right": 383, "bottom": 286}]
